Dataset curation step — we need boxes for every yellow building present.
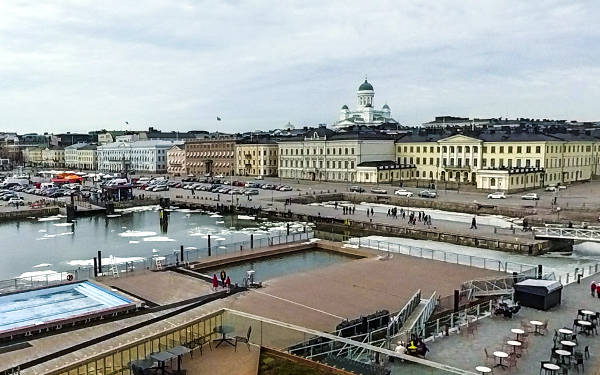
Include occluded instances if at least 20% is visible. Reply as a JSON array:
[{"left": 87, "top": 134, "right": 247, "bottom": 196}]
[
  {"left": 235, "top": 140, "right": 278, "bottom": 177},
  {"left": 23, "top": 147, "right": 43, "bottom": 167},
  {"left": 167, "top": 145, "right": 186, "bottom": 177},
  {"left": 395, "top": 130, "right": 598, "bottom": 191}
]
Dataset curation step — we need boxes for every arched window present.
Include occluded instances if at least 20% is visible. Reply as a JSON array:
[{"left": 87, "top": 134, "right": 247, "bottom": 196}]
[{"left": 490, "top": 178, "right": 496, "bottom": 186}]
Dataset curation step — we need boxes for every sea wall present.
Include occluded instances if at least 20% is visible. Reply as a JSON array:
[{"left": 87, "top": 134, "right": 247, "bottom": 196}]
[{"left": 0, "top": 207, "right": 59, "bottom": 222}]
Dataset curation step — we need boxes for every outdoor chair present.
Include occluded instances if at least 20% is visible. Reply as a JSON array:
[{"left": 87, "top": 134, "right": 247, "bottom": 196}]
[
  {"left": 484, "top": 348, "right": 495, "bottom": 365},
  {"left": 519, "top": 339, "right": 529, "bottom": 354},
  {"left": 541, "top": 319, "right": 549, "bottom": 335},
  {"left": 573, "top": 352, "right": 584, "bottom": 372},
  {"left": 506, "top": 355, "right": 517, "bottom": 371},
  {"left": 234, "top": 326, "right": 252, "bottom": 352},
  {"left": 190, "top": 335, "right": 212, "bottom": 357},
  {"left": 577, "top": 309, "right": 584, "bottom": 320},
  {"left": 551, "top": 349, "right": 560, "bottom": 364},
  {"left": 572, "top": 320, "right": 581, "bottom": 333},
  {"left": 570, "top": 333, "right": 578, "bottom": 344}
]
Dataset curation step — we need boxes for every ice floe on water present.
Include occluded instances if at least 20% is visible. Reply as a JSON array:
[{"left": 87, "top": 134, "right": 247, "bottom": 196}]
[
  {"left": 18, "top": 270, "right": 67, "bottom": 282},
  {"left": 118, "top": 230, "right": 157, "bottom": 238},
  {"left": 38, "top": 232, "right": 74, "bottom": 239},
  {"left": 216, "top": 220, "right": 225, "bottom": 224},
  {"left": 210, "top": 214, "right": 223, "bottom": 218},
  {"left": 237, "top": 215, "right": 255, "bottom": 220},
  {"left": 66, "top": 256, "right": 145, "bottom": 267},
  {"left": 38, "top": 229, "right": 47, "bottom": 233},
  {"left": 33, "top": 263, "right": 52, "bottom": 268},
  {"left": 116, "top": 205, "right": 158, "bottom": 213},
  {"left": 37, "top": 216, "right": 62, "bottom": 222},
  {"left": 129, "top": 240, "right": 140, "bottom": 244},
  {"left": 53, "top": 223, "right": 74, "bottom": 227},
  {"left": 143, "top": 236, "right": 175, "bottom": 242},
  {"left": 184, "top": 246, "right": 197, "bottom": 250},
  {"left": 106, "top": 214, "right": 122, "bottom": 218}
]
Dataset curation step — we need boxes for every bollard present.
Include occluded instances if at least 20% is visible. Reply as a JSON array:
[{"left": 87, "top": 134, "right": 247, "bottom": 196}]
[
  {"left": 93, "top": 257, "right": 98, "bottom": 278},
  {"left": 537, "top": 264, "right": 543, "bottom": 279},
  {"left": 207, "top": 235, "right": 211, "bottom": 256},
  {"left": 180, "top": 245, "right": 184, "bottom": 264},
  {"left": 453, "top": 289, "right": 459, "bottom": 313},
  {"left": 250, "top": 234, "right": 254, "bottom": 249},
  {"left": 287, "top": 223, "right": 290, "bottom": 236},
  {"left": 98, "top": 251, "right": 102, "bottom": 275}
]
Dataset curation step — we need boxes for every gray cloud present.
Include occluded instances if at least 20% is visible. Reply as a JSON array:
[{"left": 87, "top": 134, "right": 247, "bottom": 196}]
[{"left": 0, "top": 0, "right": 598, "bottom": 134}]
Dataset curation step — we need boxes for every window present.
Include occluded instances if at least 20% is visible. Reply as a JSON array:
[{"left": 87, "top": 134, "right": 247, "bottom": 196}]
[
  {"left": 465, "top": 146, "right": 470, "bottom": 153},
  {"left": 490, "top": 178, "right": 496, "bottom": 187},
  {"left": 345, "top": 148, "right": 348, "bottom": 155},
  {"left": 443, "top": 146, "right": 447, "bottom": 153},
  {"left": 410, "top": 146, "right": 414, "bottom": 152},
  {"left": 517, "top": 146, "right": 522, "bottom": 153},
  {"left": 482, "top": 158, "right": 487, "bottom": 167},
  {"left": 473, "top": 146, "right": 478, "bottom": 153},
  {"left": 500, "top": 146, "right": 504, "bottom": 153},
  {"left": 430, "top": 147, "right": 434, "bottom": 153},
  {"left": 526, "top": 146, "right": 531, "bottom": 153},
  {"left": 536, "top": 159, "right": 540, "bottom": 168},
  {"left": 351, "top": 148, "right": 355, "bottom": 154},
  {"left": 416, "top": 147, "right": 420, "bottom": 153},
  {"left": 526, "top": 159, "right": 531, "bottom": 167},
  {"left": 457, "top": 146, "right": 462, "bottom": 153},
  {"left": 450, "top": 146, "right": 455, "bottom": 153},
  {"left": 536, "top": 146, "right": 541, "bottom": 153},
  {"left": 491, "top": 146, "right": 496, "bottom": 154}
]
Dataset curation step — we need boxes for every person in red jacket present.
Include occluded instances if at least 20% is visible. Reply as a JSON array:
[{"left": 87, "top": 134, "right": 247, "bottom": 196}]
[
  {"left": 592, "top": 281, "right": 597, "bottom": 297},
  {"left": 225, "top": 276, "right": 231, "bottom": 293},
  {"left": 212, "top": 274, "right": 219, "bottom": 292}
]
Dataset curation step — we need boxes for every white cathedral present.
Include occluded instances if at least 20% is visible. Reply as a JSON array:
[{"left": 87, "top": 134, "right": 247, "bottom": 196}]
[{"left": 334, "top": 79, "right": 398, "bottom": 129}]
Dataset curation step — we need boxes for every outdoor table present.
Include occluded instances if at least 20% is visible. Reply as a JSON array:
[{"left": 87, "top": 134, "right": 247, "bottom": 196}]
[
  {"left": 561, "top": 340, "right": 577, "bottom": 353},
  {"left": 213, "top": 325, "right": 235, "bottom": 347},
  {"left": 167, "top": 345, "right": 191, "bottom": 374},
  {"left": 581, "top": 310, "right": 595, "bottom": 320},
  {"left": 511, "top": 328, "right": 525, "bottom": 340},
  {"left": 542, "top": 363, "right": 560, "bottom": 374},
  {"left": 558, "top": 328, "right": 573, "bottom": 339},
  {"left": 506, "top": 340, "right": 522, "bottom": 357},
  {"left": 493, "top": 351, "right": 509, "bottom": 369},
  {"left": 555, "top": 349, "right": 572, "bottom": 366},
  {"left": 475, "top": 365, "right": 492, "bottom": 374},
  {"left": 150, "top": 351, "right": 177, "bottom": 375},
  {"left": 530, "top": 320, "right": 544, "bottom": 335},
  {"left": 577, "top": 320, "right": 592, "bottom": 335}
]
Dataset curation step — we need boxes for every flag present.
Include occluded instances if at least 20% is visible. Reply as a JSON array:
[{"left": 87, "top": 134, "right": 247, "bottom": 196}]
[{"left": 216, "top": 117, "right": 221, "bottom": 121}]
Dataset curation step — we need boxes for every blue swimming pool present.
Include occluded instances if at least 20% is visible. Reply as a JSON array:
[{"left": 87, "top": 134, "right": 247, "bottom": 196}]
[{"left": 0, "top": 281, "right": 132, "bottom": 334}]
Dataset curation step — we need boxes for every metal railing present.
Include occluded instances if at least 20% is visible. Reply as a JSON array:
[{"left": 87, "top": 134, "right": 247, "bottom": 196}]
[
  {"left": 533, "top": 226, "right": 600, "bottom": 242},
  {"left": 387, "top": 289, "right": 422, "bottom": 338},
  {"left": 0, "top": 268, "right": 91, "bottom": 295},
  {"left": 406, "top": 292, "right": 438, "bottom": 341},
  {"left": 421, "top": 299, "right": 497, "bottom": 342},
  {"left": 346, "top": 237, "right": 537, "bottom": 275}
]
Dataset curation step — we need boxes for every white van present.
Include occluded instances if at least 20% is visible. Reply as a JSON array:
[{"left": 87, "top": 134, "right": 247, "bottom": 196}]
[
  {"left": 106, "top": 178, "right": 128, "bottom": 186},
  {"left": 41, "top": 182, "right": 56, "bottom": 190}
]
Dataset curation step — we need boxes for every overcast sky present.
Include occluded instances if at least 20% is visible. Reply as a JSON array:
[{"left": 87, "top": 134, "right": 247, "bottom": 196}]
[{"left": 1, "top": 1, "right": 599, "bottom": 134}]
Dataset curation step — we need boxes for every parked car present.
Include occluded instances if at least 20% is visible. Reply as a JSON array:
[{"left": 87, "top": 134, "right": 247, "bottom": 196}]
[
  {"left": 278, "top": 185, "right": 292, "bottom": 191},
  {"left": 394, "top": 189, "right": 413, "bottom": 197},
  {"left": 214, "top": 174, "right": 224, "bottom": 178},
  {"left": 254, "top": 175, "right": 264, "bottom": 180},
  {"left": 545, "top": 186, "right": 557, "bottom": 192},
  {"left": 558, "top": 185, "right": 567, "bottom": 190},
  {"left": 521, "top": 193, "right": 539, "bottom": 200},
  {"left": 487, "top": 192, "right": 506, "bottom": 199},
  {"left": 8, "top": 197, "right": 24, "bottom": 206},
  {"left": 349, "top": 186, "right": 365, "bottom": 193},
  {"left": 418, "top": 190, "right": 437, "bottom": 198},
  {"left": 151, "top": 185, "right": 169, "bottom": 192},
  {"left": 244, "top": 189, "right": 260, "bottom": 195},
  {"left": 371, "top": 188, "right": 388, "bottom": 195}
]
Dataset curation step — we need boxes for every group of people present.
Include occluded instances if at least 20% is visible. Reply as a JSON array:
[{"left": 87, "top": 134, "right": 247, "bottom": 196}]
[
  {"left": 212, "top": 270, "right": 231, "bottom": 293},
  {"left": 590, "top": 281, "right": 600, "bottom": 298},
  {"left": 395, "top": 337, "right": 429, "bottom": 357}
]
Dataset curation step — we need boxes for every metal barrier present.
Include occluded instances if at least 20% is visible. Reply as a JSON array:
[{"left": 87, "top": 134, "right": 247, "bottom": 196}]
[
  {"left": 0, "top": 268, "right": 91, "bottom": 295},
  {"left": 346, "top": 237, "right": 537, "bottom": 275}
]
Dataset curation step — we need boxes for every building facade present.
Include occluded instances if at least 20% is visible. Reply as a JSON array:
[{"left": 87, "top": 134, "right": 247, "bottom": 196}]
[
  {"left": 23, "top": 147, "right": 43, "bottom": 167},
  {"left": 65, "top": 143, "right": 88, "bottom": 168},
  {"left": 167, "top": 145, "right": 186, "bottom": 177},
  {"left": 41, "top": 147, "right": 65, "bottom": 168},
  {"left": 235, "top": 140, "right": 278, "bottom": 177},
  {"left": 278, "top": 127, "right": 395, "bottom": 182},
  {"left": 78, "top": 145, "right": 97, "bottom": 170},
  {"left": 335, "top": 79, "right": 398, "bottom": 130},
  {"left": 97, "top": 140, "right": 182, "bottom": 173},
  {"left": 395, "top": 130, "right": 599, "bottom": 191},
  {"left": 184, "top": 137, "right": 236, "bottom": 177}
]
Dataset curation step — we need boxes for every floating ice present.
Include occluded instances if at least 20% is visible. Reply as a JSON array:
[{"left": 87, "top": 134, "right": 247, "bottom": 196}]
[
  {"left": 38, "top": 229, "right": 47, "bottom": 233},
  {"left": 143, "top": 236, "right": 175, "bottom": 242},
  {"left": 237, "top": 215, "right": 255, "bottom": 220},
  {"left": 216, "top": 221, "right": 225, "bottom": 224},
  {"left": 67, "top": 256, "right": 145, "bottom": 267},
  {"left": 106, "top": 214, "right": 122, "bottom": 218},
  {"left": 32, "top": 263, "right": 52, "bottom": 268},
  {"left": 37, "top": 216, "right": 62, "bottom": 222},
  {"left": 118, "top": 230, "right": 157, "bottom": 238},
  {"left": 53, "top": 223, "right": 74, "bottom": 227},
  {"left": 18, "top": 270, "right": 67, "bottom": 282},
  {"left": 129, "top": 240, "right": 140, "bottom": 244},
  {"left": 184, "top": 246, "right": 197, "bottom": 250}
]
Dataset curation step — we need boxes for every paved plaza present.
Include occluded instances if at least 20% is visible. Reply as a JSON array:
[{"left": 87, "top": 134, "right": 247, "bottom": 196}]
[{"left": 425, "top": 274, "right": 600, "bottom": 374}]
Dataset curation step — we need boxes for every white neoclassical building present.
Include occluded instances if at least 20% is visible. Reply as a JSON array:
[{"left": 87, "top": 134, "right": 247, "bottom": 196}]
[
  {"left": 278, "top": 127, "right": 395, "bottom": 182},
  {"left": 97, "top": 140, "right": 183, "bottom": 173},
  {"left": 334, "top": 79, "right": 399, "bottom": 129}
]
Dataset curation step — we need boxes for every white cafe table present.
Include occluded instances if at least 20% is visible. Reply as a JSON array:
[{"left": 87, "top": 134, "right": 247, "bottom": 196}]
[
  {"left": 506, "top": 340, "right": 522, "bottom": 357},
  {"left": 530, "top": 320, "right": 544, "bottom": 335},
  {"left": 493, "top": 351, "right": 509, "bottom": 369}
]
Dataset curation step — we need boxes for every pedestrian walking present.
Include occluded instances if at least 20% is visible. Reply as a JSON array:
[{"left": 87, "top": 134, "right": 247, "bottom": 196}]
[
  {"left": 367, "top": 209, "right": 370, "bottom": 217},
  {"left": 471, "top": 216, "right": 477, "bottom": 230},
  {"left": 225, "top": 276, "right": 231, "bottom": 293},
  {"left": 591, "top": 280, "right": 597, "bottom": 297},
  {"left": 220, "top": 270, "right": 227, "bottom": 289},
  {"left": 212, "top": 274, "right": 219, "bottom": 292},
  {"left": 370, "top": 208, "right": 374, "bottom": 216}
]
